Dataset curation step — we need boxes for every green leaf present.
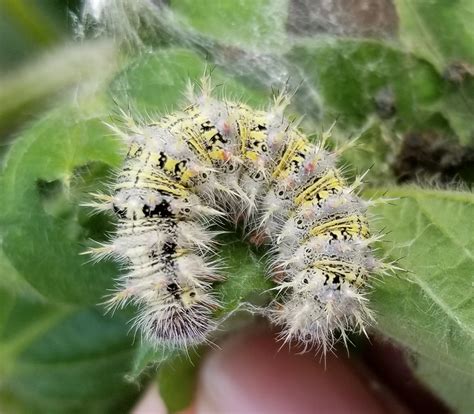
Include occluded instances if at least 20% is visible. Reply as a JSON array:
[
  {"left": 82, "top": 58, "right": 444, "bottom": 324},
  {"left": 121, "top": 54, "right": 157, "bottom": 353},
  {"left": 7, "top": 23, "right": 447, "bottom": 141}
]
[
  {"left": 288, "top": 38, "right": 443, "bottom": 128},
  {"left": 110, "top": 48, "right": 269, "bottom": 115},
  {"left": 414, "top": 353, "right": 474, "bottom": 414},
  {"left": 158, "top": 350, "right": 204, "bottom": 413},
  {"left": 395, "top": 0, "right": 474, "bottom": 71},
  {"left": 394, "top": 0, "right": 474, "bottom": 144},
  {"left": 367, "top": 187, "right": 474, "bottom": 413},
  {"left": 0, "top": 248, "right": 42, "bottom": 300},
  {"left": 0, "top": 290, "right": 139, "bottom": 414},
  {"left": 438, "top": 78, "right": 474, "bottom": 145},
  {"left": 334, "top": 121, "right": 395, "bottom": 184},
  {"left": 217, "top": 238, "right": 273, "bottom": 315},
  {"left": 127, "top": 342, "right": 179, "bottom": 382},
  {"left": 0, "top": 101, "right": 124, "bottom": 304},
  {"left": 0, "top": 41, "right": 118, "bottom": 138},
  {"left": 169, "top": 0, "right": 288, "bottom": 51}
]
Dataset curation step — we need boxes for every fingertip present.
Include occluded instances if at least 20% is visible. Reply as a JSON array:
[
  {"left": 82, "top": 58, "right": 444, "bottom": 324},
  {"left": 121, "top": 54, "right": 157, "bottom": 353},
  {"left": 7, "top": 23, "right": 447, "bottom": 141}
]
[
  {"left": 193, "top": 329, "right": 389, "bottom": 414},
  {"left": 131, "top": 384, "right": 166, "bottom": 414}
]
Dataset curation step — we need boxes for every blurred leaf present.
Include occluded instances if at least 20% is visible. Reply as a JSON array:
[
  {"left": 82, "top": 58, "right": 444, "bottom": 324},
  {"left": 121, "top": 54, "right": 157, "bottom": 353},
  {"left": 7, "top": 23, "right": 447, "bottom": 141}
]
[
  {"left": 0, "top": 290, "right": 139, "bottom": 414},
  {"left": 367, "top": 187, "right": 474, "bottom": 412},
  {"left": 0, "top": 0, "right": 79, "bottom": 70},
  {"left": 395, "top": 0, "right": 474, "bottom": 144},
  {"left": 0, "top": 249, "right": 42, "bottom": 300},
  {"left": 288, "top": 38, "right": 443, "bottom": 129},
  {"left": 1, "top": 0, "right": 60, "bottom": 48},
  {"left": 0, "top": 13, "right": 36, "bottom": 71},
  {"left": 438, "top": 79, "right": 474, "bottom": 145},
  {"left": 414, "top": 353, "right": 473, "bottom": 414},
  {"left": 0, "top": 41, "right": 118, "bottom": 138},
  {"left": 334, "top": 120, "right": 396, "bottom": 184},
  {"left": 0, "top": 101, "right": 124, "bottom": 305},
  {"left": 169, "top": 0, "right": 288, "bottom": 51},
  {"left": 395, "top": 0, "right": 474, "bottom": 71},
  {"left": 158, "top": 350, "right": 204, "bottom": 413},
  {"left": 127, "top": 342, "right": 178, "bottom": 382},
  {"left": 394, "top": 1, "right": 474, "bottom": 144},
  {"left": 110, "top": 48, "right": 269, "bottom": 115}
]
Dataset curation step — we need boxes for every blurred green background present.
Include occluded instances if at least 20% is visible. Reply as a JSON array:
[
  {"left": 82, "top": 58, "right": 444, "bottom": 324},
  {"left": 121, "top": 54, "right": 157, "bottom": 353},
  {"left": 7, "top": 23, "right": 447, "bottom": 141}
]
[{"left": 0, "top": 0, "right": 80, "bottom": 71}]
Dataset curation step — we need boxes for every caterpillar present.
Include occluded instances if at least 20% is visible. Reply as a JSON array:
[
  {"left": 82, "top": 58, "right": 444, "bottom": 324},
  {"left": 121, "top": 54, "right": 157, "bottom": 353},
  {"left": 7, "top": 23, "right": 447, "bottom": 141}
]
[{"left": 86, "top": 76, "right": 387, "bottom": 353}]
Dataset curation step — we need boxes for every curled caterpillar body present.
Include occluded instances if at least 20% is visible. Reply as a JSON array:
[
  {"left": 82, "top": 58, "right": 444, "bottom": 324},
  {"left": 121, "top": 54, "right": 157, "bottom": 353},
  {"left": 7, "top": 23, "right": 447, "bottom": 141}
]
[{"left": 89, "top": 77, "right": 384, "bottom": 351}]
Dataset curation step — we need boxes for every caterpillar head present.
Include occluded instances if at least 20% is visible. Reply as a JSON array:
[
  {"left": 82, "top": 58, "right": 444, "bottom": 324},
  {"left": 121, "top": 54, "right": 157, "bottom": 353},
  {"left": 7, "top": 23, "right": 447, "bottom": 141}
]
[{"left": 137, "top": 285, "right": 219, "bottom": 347}]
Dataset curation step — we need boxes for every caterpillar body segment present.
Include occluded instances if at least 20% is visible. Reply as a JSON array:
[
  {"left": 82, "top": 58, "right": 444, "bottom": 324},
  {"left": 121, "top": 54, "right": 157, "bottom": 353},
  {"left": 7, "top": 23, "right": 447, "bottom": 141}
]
[{"left": 94, "top": 78, "right": 383, "bottom": 352}]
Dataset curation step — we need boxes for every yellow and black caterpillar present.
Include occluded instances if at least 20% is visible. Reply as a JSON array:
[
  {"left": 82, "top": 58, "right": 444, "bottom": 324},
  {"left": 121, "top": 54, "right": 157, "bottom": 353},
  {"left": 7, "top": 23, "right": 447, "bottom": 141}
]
[{"left": 88, "top": 77, "right": 385, "bottom": 353}]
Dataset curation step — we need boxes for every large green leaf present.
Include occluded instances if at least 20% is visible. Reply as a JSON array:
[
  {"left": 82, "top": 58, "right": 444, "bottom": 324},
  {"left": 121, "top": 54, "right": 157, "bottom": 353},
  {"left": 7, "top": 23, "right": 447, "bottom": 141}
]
[
  {"left": 394, "top": 0, "right": 474, "bottom": 144},
  {"left": 169, "top": 0, "right": 288, "bottom": 51},
  {"left": 0, "top": 101, "right": 124, "bottom": 304},
  {"left": 157, "top": 350, "right": 203, "bottom": 413},
  {"left": 0, "top": 42, "right": 117, "bottom": 138},
  {"left": 110, "top": 48, "right": 270, "bottom": 115},
  {"left": 367, "top": 187, "right": 474, "bottom": 413},
  {"left": 288, "top": 38, "right": 443, "bottom": 129},
  {"left": 395, "top": 0, "right": 474, "bottom": 71},
  {"left": 438, "top": 78, "right": 474, "bottom": 145},
  {"left": 0, "top": 249, "right": 41, "bottom": 300},
  {"left": 0, "top": 290, "right": 139, "bottom": 414}
]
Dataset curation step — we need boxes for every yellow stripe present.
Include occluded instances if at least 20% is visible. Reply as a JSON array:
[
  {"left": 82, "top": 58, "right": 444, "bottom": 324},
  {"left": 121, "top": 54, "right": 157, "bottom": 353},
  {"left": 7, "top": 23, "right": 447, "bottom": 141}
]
[
  {"left": 119, "top": 166, "right": 188, "bottom": 190},
  {"left": 294, "top": 169, "right": 343, "bottom": 206},
  {"left": 159, "top": 111, "right": 212, "bottom": 163},
  {"left": 309, "top": 214, "right": 370, "bottom": 239},
  {"left": 272, "top": 132, "right": 308, "bottom": 179},
  {"left": 115, "top": 180, "right": 188, "bottom": 198}
]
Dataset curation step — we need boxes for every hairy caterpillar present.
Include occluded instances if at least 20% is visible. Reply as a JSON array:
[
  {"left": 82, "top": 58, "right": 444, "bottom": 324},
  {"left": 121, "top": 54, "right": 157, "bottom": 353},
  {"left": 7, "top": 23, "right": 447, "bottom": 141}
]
[{"left": 86, "top": 76, "right": 388, "bottom": 353}]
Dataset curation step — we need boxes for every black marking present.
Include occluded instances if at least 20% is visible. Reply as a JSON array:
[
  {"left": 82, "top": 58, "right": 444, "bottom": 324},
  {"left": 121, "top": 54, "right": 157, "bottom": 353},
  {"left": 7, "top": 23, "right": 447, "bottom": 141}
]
[
  {"left": 158, "top": 152, "right": 167, "bottom": 168},
  {"left": 167, "top": 283, "right": 179, "bottom": 293},
  {"left": 113, "top": 205, "right": 127, "bottom": 219},
  {"left": 142, "top": 199, "right": 173, "bottom": 218},
  {"left": 174, "top": 160, "right": 188, "bottom": 176},
  {"left": 201, "top": 121, "right": 214, "bottom": 132},
  {"left": 162, "top": 241, "right": 177, "bottom": 256},
  {"left": 252, "top": 124, "right": 267, "bottom": 132}
]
